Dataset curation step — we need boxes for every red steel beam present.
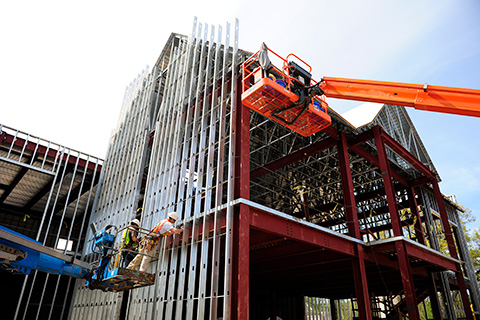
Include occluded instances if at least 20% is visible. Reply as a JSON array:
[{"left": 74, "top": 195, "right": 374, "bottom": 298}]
[
  {"left": 403, "top": 240, "right": 458, "bottom": 271},
  {"left": 381, "top": 129, "right": 436, "bottom": 180},
  {"left": 337, "top": 130, "right": 372, "bottom": 319},
  {"left": 1, "top": 133, "right": 101, "bottom": 172},
  {"left": 432, "top": 180, "right": 474, "bottom": 320},
  {"left": 348, "top": 143, "right": 409, "bottom": 187},
  {"left": 346, "top": 125, "right": 439, "bottom": 188},
  {"left": 373, "top": 126, "right": 420, "bottom": 319},
  {"left": 248, "top": 205, "right": 357, "bottom": 257},
  {"left": 348, "top": 129, "right": 374, "bottom": 146},
  {"left": 337, "top": 131, "right": 361, "bottom": 239},
  {"left": 396, "top": 241, "right": 421, "bottom": 320},
  {"left": 373, "top": 126, "right": 403, "bottom": 236},
  {"left": 233, "top": 79, "right": 251, "bottom": 320}
]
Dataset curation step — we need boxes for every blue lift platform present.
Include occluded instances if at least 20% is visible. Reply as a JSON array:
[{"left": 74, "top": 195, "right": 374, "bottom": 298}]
[{"left": 0, "top": 225, "right": 155, "bottom": 292}]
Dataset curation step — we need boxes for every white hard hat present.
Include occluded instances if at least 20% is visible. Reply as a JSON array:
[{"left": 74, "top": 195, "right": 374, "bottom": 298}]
[
  {"left": 131, "top": 219, "right": 140, "bottom": 226},
  {"left": 168, "top": 212, "right": 179, "bottom": 221}
]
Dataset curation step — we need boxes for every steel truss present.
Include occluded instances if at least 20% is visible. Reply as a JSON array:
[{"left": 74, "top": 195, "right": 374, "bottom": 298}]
[
  {"left": 246, "top": 103, "right": 479, "bottom": 319},
  {"left": 62, "top": 18, "right": 479, "bottom": 320}
]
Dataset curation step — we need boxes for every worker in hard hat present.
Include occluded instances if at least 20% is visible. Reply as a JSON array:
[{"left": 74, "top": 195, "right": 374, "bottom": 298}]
[
  {"left": 120, "top": 219, "right": 141, "bottom": 267},
  {"left": 127, "top": 212, "right": 183, "bottom": 272}
]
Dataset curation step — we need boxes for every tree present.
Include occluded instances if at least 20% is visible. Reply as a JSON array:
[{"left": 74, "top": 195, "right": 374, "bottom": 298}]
[{"left": 458, "top": 208, "right": 480, "bottom": 275}]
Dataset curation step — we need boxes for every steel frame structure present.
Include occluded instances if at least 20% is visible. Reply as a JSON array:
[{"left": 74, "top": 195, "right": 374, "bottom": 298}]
[
  {"left": 245, "top": 103, "right": 479, "bottom": 320},
  {"left": 64, "top": 18, "right": 479, "bottom": 320},
  {"left": 0, "top": 124, "right": 102, "bottom": 320},
  {"left": 70, "top": 18, "right": 244, "bottom": 320}
]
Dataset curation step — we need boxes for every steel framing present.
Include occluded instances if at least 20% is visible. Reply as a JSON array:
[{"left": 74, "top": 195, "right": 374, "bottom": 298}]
[
  {"left": 0, "top": 124, "right": 102, "bottom": 320},
  {"left": 63, "top": 18, "right": 480, "bottom": 320},
  {"left": 69, "top": 18, "right": 242, "bottom": 320}
]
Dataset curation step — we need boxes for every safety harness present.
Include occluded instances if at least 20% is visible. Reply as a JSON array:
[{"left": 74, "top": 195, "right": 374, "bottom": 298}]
[{"left": 144, "top": 218, "right": 169, "bottom": 249}]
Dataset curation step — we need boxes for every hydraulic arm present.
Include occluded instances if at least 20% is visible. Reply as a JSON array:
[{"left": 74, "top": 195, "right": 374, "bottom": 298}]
[
  {"left": 241, "top": 44, "right": 480, "bottom": 137},
  {"left": 318, "top": 77, "right": 480, "bottom": 118},
  {"left": 0, "top": 225, "right": 91, "bottom": 278},
  {"left": 0, "top": 224, "right": 155, "bottom": 292}
]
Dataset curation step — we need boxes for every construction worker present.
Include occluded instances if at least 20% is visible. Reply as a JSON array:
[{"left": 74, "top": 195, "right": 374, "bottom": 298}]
[
  {"left": 120, "top": 219, "right": 140, "bottom": 267},
  {"left": 127, "top": 212, "right": 183, "bottom": 272}
]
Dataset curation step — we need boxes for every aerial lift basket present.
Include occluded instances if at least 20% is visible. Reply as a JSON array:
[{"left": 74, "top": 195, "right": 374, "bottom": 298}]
[{"left": 241, "top": 47, "right": 331, "bottom": 136}]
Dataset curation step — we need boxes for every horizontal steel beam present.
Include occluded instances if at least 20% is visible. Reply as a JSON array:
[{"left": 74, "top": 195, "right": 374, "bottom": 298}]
[
  {"left": 1, "top": 132, "right": 101, "bottom": 172},
  {"left": 237, "top": 198, "right": 358, "bottom": 256}
]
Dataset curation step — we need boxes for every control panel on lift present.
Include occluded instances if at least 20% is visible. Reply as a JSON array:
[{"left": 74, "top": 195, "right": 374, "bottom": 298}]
[
  {"left": 85, "top": 224, "right": 155, "bottom": 292},
  {"left": 241, "top": 46, "right": 331, "bottom": 136}
]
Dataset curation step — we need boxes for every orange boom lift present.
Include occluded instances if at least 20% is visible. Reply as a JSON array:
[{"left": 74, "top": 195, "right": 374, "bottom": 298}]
[{"left": 241, "top": 44, "right": 480, "bottom": 136}]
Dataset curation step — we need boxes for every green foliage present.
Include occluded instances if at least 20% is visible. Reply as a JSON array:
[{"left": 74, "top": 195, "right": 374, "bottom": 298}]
[
  {"left": 467, "top": 227, "right": 480, "bottom": 273},
  {"left": 458, "top": 208, "right": 480, "bottom": 275}
]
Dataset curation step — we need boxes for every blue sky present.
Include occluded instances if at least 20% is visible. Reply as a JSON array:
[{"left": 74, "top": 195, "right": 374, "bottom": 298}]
[{"left": 1, "top": 1, "right": 479, "bottom": 228}]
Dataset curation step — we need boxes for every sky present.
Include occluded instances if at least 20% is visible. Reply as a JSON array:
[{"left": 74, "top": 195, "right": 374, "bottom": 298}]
[{"left": 1, "top": 0, "right": 479, "bottom": 227}]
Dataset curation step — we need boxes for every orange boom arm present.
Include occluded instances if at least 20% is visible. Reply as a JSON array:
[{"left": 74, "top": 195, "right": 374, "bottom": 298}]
[{"left": 320, "top": 77, "right": 480, "bottom": 118}]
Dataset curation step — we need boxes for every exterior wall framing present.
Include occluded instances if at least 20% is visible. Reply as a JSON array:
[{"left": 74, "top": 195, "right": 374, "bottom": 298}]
[
  {"left": 69, "top": 18, "right": 242, "bottom": 320},
  {"left": 61, "top": 18, "right": 480, "bottom": 320},
  {"left": 0, "top": 124, "right": 102, "bottom": 320}
]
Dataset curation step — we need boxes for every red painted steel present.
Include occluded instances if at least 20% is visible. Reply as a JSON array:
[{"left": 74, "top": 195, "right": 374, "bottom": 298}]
[
  {"left": 374, "top": 126, "right": 422, "bottom": 318},
  {"left": 348, "top": 129, "right": 374, "bottom": 146},
  {"left": 337, "top": 131, "right": 361, "bottom": 239},
  {"left": 233, "top": 87, "right": 251, "bottom": 319},
  {"left": 234, "top": 204, "right": 250, "bottom": 320},
  {"left": 337, "top": 130, "right": 372, "bottom": 319},
  {"left": 348, "top": 143, "right": 409, "bottom": 187},
  {"left": 353, "top": 246, "right": 373, "bottom": 320},
  {"left": 381, "top": 131, "right": 436, "bottom": 180},
  {"left": 403, "top": 241, "right": 458, "bottom": 271},
  {"left": 432, "top": 180, "right": 474, "bottom": 320},
  {"left": 249, "top": 206, "right": 356, "bottom": 256},
  {"left": 373, "top": 126, "right": 403, "bottom": 236},
  {"left": 395, "top": 241, "right": 421, "bottom": 320},
  {"left": 1, "top": 132, "right": 101, "bottom": 172},
  {"left": 365, "top": 239, "right": 456, "bottom": 276},
  {"left": 236, "top": 94, "right": 472, "bottom": 317}
]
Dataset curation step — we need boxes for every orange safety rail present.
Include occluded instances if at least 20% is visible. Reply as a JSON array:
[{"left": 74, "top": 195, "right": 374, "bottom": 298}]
[
  {"left": 283, "top": 53, "right": 313, "bottom": 89},
  {"left": 320, "top": 77, "right": 480, "bottom": 118},
  {"left": 241, "top": 48, "right": 331, "bottom": 137}
]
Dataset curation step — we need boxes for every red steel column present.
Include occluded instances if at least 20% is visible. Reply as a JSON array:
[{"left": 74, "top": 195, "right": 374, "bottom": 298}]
[
  {"left": 337, "top": 131, "right": 372, "bottom": 320},
  {"left": 233, "top": 76, "right": 250, "bottom": 320},
  {"left": 373, "top": 126, "right": 420, "bottom": 320},
  {"left": 373, "top": 126, "right": 402, "bottom": 236},
  {"left": 431, "top": 180, "right": 474, "bottom": 320}
]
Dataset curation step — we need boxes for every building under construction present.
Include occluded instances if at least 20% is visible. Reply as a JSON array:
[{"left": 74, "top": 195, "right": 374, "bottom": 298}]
[{"left": 2, "top": 18, "right": 480, "bottom": 319}]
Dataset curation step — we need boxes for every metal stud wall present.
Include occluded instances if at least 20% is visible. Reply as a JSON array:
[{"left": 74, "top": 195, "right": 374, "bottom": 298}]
[
  {"left": 69, "top": 18, "right": 240, "bottom": 320},
  {"left": 0, "top": 124, "right": 102, "bottom": 320}
]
